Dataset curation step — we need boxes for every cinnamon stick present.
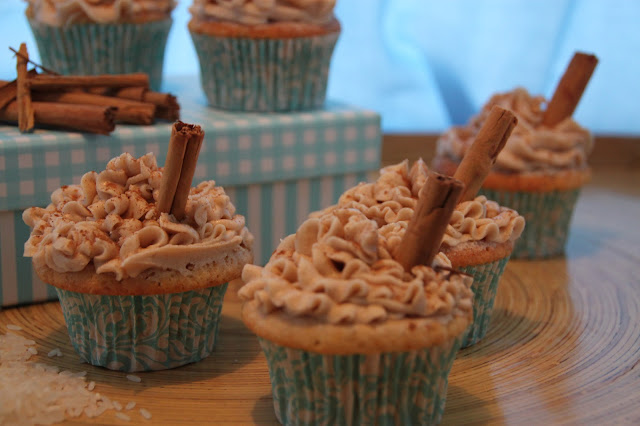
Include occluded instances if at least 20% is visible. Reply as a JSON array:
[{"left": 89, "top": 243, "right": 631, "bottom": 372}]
[
  {"left": 32, "top": 91, "right": 156, "bottom": 125},
  {"left": 88, "top": 87, "right": 180, "bottom": 121},
  {"left": 170, "top": 123, "right": 204, "bottom": 220},
  {"left": 395, "top": 171, "right": 465, "bottom": 271},
  {"left": 16, "top": 43, "right": 34, "bottom": 132},
  {"left": 454, "top": 105, "right": 517, "bottom": 202},
  {"left": 0, "top": 101, "right": 116, "bottom": 134},
  {"left": 0, "top": 70, "right": 37, "bottom": 109},
  {"left": 157, "top": 123, "right": 190, "bottom": 214},
  {"left": 542, "top": 52, "right": 598, "bottom": 127},
  {"left": 29, "top": 73, "right": 149, "bottom": 90}
]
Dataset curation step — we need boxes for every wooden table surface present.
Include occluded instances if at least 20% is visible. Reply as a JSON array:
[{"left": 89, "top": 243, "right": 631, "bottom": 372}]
[{"left": 1, "top": 142, "right": 639, "bottom": 424}]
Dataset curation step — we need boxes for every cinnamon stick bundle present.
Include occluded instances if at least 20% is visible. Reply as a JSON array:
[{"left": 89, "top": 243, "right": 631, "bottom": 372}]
[
  {"left": 90, "top": 86, "right": 180, "bottom": 121},
  {"left": 454, "top": 105, "right": 517, "bottom": 202},
  {"left": 32, "top": 91, "right": 156, "bottom": 125},
  {"left": 395, "top": 172, "right": 465, "bottom": 271},
  {"left": 542, "top": 52, "right": 598, "bottom": 127},
  {"left": 0, "top": 101, "right": 116, "bottom": 135},
  {"left": 157, "top": 121, "right": 204, "bottom": 220}
]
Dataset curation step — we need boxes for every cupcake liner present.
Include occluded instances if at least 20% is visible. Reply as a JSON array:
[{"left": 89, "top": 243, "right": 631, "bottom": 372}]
[
  {"left": 28, "top": 18, "right": 172, "bottom": 91},
  {"left": 56, "top": 283, "right": 228, "bottom": 372},
  {"left": 258, "top": 335, "right": 463, "bottom": 425},
  {"left": 189, "top": 31, "right": 339, "bottom": 112},
  {"left": 459, "top": 256, "right": 510, "bottom": 348},
  {"left": 480, "top": 188, "right": 581, "bottom": 259}
]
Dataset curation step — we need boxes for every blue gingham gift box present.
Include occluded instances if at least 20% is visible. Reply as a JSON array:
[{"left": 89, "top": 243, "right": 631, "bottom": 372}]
[{"left": 0, "top": 102, "right": 381, "bottom": 308}]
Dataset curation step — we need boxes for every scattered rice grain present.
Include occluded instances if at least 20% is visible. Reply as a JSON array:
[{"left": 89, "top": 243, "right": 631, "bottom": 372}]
[
  {"left": 48, "top": 349, "right": 59, "bottom": 358},
  {"left": 125, "top": 374, "right": 141, "bottom": 383},
  {"left": 125, "top": 401, "right": 136, "bottom": 410},
  {"left": 139, "top": 408, "right": 152, "bottom": 420},
  {"left": 115, "top": 412, "right": 131, "bottom": 422},
  {"left": 6, "top": 324, "right": 22, "bottom": 331},
  {"left": 87, "top": 381, "right": 96, "bottom": 391},
  {"left": 113, "top": 401, "right": 122, "bottom": 411},
  {"left": 1, "top": 331, "right": 118, "bottom": 424}
]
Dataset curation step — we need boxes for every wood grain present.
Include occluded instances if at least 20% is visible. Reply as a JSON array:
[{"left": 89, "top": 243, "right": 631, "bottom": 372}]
[{"left": 1, "top": 159, "right": 639, "bottom": 425}]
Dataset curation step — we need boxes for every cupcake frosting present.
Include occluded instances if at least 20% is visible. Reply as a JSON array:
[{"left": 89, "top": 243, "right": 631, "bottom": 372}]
[
  {"left": 23, "top": 153, "right": 253, "bottom": 280},
  {"left": 26, "top": 0, "right": 176, "bottom": 26},
  {"left": 239, "top": 208, "right": 472, "bottom": 325},
  {"left": 436, "top": 88, "right": 593, "bottom": 173},
  {"left": 325, "top": 160, "right": 524, "bottom": 247},
  {"left": 189, "top": 0, "right": 336, "bottom": 25}
]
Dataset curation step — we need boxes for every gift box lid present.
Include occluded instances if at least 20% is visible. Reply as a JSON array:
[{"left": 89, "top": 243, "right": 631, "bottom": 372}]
[{"left": 0, "top": 85, "right": 381, "bottom": 211}]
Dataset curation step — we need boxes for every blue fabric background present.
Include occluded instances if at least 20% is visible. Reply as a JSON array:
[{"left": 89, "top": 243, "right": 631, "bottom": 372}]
[{"left": 1, "top": 0, "right": 638, "bottom": 134}]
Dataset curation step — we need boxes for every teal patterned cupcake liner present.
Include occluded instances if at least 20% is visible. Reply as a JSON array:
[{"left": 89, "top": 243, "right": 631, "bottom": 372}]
[
  {"left": 480, "top": 188, "right": 581, "bottom": 259},
  {"left": 258, "top": 335, "right": 463, "bottom": 425},
  {"left": 459, "top": 256, "right": 510, "bottom": 348},
  {"left": 28, "top": 18, "right": 172, "bottom": 91},
  {"left": 55, "top": 283, "right": 228, "bottom": 372},
  {"left": 189, "top": 31, "right": 339, "bottom": 112}
]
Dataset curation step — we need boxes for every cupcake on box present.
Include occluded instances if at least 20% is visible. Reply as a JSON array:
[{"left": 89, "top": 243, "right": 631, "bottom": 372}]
[
  {"left": 322, "top": 107, "right": 525, "bottom": 347},
  {"left": 22, "top": 122, "right": 254, "bottom": 372},
  {"left": 239, "top": 172, "right": 472, "bottom": 424},
  {"left": 433, "top": 53, "right": 598, "bottom": 259},
  {"left": 188, "top": 0, "right": 340, "bottom": 111},
  {"left": 25, "top": 0, "right": 176, "bottom": 90}
]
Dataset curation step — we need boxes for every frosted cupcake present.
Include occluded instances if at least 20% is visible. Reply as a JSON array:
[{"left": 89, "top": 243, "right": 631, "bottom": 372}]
[
  {"left": 188, "top": 0, "right": 340, "bottom": 111},
  {"left": 433, "top": 87, "right": 593, "bottom": 259},
  {"left": 331, "top": 159, "right": 524, "bottom": 346},
  {"left": 25, "top": 0, "right": 176, "bottom": 90},
  {"left": 23, "top": 148, "right": 253, "bottom": 372},
  {"left": 239, "top": 201, "right": 473, "bottom": 424}
]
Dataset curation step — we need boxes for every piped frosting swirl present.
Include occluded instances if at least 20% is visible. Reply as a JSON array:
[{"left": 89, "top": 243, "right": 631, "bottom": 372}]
[
  {"left": 23, "top": 153, "right": 253, "bottom": 280},
  {"left": 189, "top": 0, "right": 336, "bottom": 25},
  {"left": 321, "top": 160, "right": 524, "bottom": 247},
  {"left": 26, "top": 0, "right": 176, "bottom": 26},
  {"left": 436, "top": 87, "right": 593, "bottom": 173},
  {"left": 239, "top": 208, "right": 472, "bottom": 325}
]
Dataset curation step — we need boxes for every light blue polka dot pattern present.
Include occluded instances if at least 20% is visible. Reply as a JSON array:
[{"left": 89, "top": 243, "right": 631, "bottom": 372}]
[
  {"left": 459, "top": 256, "right": 510, "bottom": 348},
  {"left": 190, "top": 31, "right": 339, "bottom": 112},
  {"left": 259, "top": 334, "right": 463, "bottom": 425},
  {"left": 28, "top": 18, "right": 172, "bottom": 91},
  {"left": 56, "top": 283, "right": 228, "bottom": 372}
]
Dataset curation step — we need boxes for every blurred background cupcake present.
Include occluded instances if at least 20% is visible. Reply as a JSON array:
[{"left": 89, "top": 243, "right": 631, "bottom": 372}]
[
  {"left": 188, "top": 0, "right": 340, "bottom": 112},
  {"left": 25, "top": 0, "right": 176, "bottom": 91},
  {"left": 433, "top": 87, "right": 594, "bottom": 259}
]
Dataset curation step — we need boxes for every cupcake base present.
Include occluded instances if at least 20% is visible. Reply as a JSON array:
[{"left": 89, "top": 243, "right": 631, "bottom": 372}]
[
  {"left": 56, "top": 284, "right": 228, "bottom": 372},
  {"left": 189, "top": 29, "right": 339, "bottom": 112},
  {"left": 259, "top": 335, "right": 463, "bottom": 425},
  {"left": 458, "top": 256, "right": 510, "bottom": 348},
  {"left": 28, "top": 18, "right": 172, "bottom": 91},
  {"left": 480, "top": 188, "right": 580, "bottom": 259}
]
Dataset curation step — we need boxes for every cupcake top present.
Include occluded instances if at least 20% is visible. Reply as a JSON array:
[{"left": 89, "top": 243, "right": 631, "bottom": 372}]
[
  {"left": 189, "top": 0, "right": 336, "bottom": 25},
  {"left": 436, "top": 88, "right": 594, "bottom": 173},
  {"left": 240, "top": 207, "right": 470, "bottom": 325},
  {"left": 324, "top": 160, "right": 524, "bottom": 248},
  {"left": 240, "top": 207, "right": 472, "bottom": 353},
  {"left": 23, "top": 153, "right": 253, "bottom": 282},
  {"left": 26, "top": 0, "right": 176, "bottom": 26}
]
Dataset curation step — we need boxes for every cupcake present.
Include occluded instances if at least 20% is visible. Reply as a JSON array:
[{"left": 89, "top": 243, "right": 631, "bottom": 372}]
[
  {"left": 329, "top": 159, "right": 524, "bottom": 347},
  {"left": 188, "top": 0, "right": 340, "bottom": 111},
  {"left": 22, "top": 147, "right": 254, "bottom": 372},
  {"left": 25, "top": 0, "right": 176, "bottom": 91},
  {"left": 433, "top": 49, "right": 599, "bottom": 261},
  {"left": 239, "top": 203, "right": 473, "bottom": 424}
]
